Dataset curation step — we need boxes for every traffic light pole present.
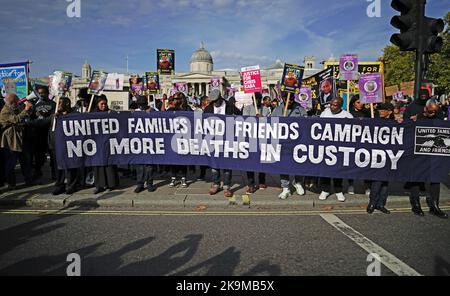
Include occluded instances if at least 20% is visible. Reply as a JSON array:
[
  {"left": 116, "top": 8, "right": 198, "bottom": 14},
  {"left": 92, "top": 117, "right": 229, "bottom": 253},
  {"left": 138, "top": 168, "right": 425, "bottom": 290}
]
[{"left": 414, "top": 0, "right": 426, "bottom": 99}]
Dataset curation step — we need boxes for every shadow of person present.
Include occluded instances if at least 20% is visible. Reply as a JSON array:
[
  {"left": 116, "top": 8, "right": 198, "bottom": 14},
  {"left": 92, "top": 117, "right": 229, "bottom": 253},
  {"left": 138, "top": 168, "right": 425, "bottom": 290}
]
[
  {"left": 242, "top": 260, "right": 281, "bottom": 276},
  {"left": 117, "top": 234, "right": 203, "bottom": 276},
  {"left": 435, "top": 256, "right": 450, "bottom": 276},
  {"left": 0, "top": 242, "right": 103, "bottom": 275},
  {"left": 173, "top": 247, "right": 241, "bottom": 276}
]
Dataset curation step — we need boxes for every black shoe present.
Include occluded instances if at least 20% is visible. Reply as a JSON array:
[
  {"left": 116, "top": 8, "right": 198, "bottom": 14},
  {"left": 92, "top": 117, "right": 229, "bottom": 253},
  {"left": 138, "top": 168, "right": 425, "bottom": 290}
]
[
  {"left": 134, "top": 186, "right": 145, "bottom": 194},
  {"left": 65, "top": 188, "right": 76, "bottom": 195},
  {"left": 147, "top": 185, "right": 157, "bottom": 192},
  {"left": 32, "top": 170, "right": 43, "bottom": 180},
  {"left": 93, "top": 187, "right": 106, "bottom": 195},
  {"left": 429, "top": 207, "right": 449, "bottom": 219},
  {"left": 377, "top": 207, "right": 391, "bottom": 214},
  {"left": 367, "top": 204, "right": 375, "bottom": 214},
  {"left": 6, "top": 184, "right": 16, "bottom": 191},
  {"left": 412, "top": 206, "right": 425, "bottom": 217},
  {"left": 52, "top": 187, "right": 66, "bottom": 196}
]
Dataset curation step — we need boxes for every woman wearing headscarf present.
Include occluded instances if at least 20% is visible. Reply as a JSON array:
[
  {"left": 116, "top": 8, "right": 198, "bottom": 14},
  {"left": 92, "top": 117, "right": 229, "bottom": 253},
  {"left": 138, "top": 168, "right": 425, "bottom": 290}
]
[{"left": 93, "top": 95, "right": 119, "bottom": 194}]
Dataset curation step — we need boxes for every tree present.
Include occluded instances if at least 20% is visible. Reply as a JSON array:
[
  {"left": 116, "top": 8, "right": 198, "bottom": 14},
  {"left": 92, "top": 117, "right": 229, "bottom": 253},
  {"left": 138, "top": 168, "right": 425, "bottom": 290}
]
[{"left": 381, "top": 11, "right": 450, "bottom": 95}]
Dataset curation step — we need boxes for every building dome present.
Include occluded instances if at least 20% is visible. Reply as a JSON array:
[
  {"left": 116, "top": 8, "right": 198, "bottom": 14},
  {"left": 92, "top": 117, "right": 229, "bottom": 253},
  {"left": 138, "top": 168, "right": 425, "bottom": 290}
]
[
  {"left": 190, "top": 42, "right": 213, "bottom": 73},
  {"left": 191, "top": 42, "right": 213, "bottom": 64}
]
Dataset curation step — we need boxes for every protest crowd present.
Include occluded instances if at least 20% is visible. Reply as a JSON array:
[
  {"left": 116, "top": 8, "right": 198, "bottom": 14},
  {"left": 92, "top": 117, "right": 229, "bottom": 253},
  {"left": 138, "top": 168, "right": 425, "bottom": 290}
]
[
  {"left": 0, "top": 55, "right": 449, "bottom": 220},
  {"left": 0, "top": 84, "right": 449, "bottom": 219}
]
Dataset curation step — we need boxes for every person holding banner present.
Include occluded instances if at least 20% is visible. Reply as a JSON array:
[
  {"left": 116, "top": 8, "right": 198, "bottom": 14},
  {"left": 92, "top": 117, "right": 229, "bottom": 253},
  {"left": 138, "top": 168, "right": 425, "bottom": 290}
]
[
  {"left": 406, "top": 100, "right": 448, "bottom": 219},
  {"left": 366, "top": 102, "right": 396, "bottom": 215},
  {"left": 272, "top": 92, "right": 308, "bottom": 200},
  {"left": 204, "top": 89, "right": 241, "bottom": 198},
  {"left": 133, "top": 97, "right": 157, "bottom": 194},
  {"left": 48, "top": 97, "right": 80, "bottom": 195},
  {"left": 242, "top": 92, "right": 268, "bottom": 193},
  {"left": 319, "top": 97, "right": 353, "bottom": 202},
  {"left": 93, "top": 95, "right": 120, "bottom": 194},
  {"left": 0, "top": 94, "right": 33, "bottom": 189},
  {"left": 167, "top": 92, "right": 189, "bottom": 188}
]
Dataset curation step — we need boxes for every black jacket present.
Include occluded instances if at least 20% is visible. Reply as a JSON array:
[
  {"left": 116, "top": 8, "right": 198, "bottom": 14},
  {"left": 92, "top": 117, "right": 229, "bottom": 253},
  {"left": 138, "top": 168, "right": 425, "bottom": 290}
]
[
  {"left": 204, "top": 100, "right": 242, "bottom": 116},
  {"left": 403, "top": 98, "right": 427, "bottom": 121}
]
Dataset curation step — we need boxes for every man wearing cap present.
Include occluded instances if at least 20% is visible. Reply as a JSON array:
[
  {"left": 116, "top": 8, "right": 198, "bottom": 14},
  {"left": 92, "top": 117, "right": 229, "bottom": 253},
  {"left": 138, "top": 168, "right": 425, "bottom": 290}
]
[
  {"left": 367, "top": 102, "right": 395, "bottom": 215},
  {"left": 204, "top": 89, "right": 241, "bottom": 198}
]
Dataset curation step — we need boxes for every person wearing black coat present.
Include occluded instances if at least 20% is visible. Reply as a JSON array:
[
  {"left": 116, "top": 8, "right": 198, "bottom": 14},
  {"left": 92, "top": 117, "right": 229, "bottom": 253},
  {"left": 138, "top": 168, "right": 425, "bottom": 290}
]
[
  {"left": 204, "top": 89, "right": 241, "bottom": 198},
  {"left": 407, "top": 99, "right": 448, "bottom": 219},
  {"left": 47, "top": 97, "right": 80, "bottom": 195}
]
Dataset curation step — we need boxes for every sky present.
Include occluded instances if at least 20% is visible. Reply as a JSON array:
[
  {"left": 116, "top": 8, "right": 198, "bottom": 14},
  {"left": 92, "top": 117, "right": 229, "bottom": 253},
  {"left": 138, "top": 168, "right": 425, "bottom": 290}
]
[{"left": 0, "top": 0, "right": 448, "bottom": 77}]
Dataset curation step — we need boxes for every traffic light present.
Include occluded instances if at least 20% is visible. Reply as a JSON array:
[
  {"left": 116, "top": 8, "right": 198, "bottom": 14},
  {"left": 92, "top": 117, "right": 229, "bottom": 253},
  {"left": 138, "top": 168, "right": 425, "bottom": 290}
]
[
  {"left": 390, "top": 0, "right": 445, "bottom": 53},
  {"left": 423, "top": 16, "right": 444, "bottom": 53},
  {"left": 390, "top": 0, "right": 419, "bottom": 51}
]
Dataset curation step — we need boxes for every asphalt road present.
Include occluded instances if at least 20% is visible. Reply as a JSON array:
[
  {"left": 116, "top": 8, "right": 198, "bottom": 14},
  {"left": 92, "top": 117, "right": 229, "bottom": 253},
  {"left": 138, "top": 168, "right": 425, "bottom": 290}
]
[{"left": 0, "top": 207, "right": 449, "bottom": 276}]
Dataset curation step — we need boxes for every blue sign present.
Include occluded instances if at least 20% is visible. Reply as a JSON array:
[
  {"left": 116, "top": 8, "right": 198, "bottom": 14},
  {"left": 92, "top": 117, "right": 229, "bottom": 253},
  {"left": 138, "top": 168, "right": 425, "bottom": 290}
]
[{"left": 0, "top": 62, "right": 28, "bottom": 99}]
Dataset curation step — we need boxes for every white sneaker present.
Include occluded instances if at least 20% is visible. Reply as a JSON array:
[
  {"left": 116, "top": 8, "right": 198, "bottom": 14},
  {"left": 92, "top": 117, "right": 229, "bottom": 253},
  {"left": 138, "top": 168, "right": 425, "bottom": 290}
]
[
  {"left": 181, "top": 178, "right": 188, "bottom": 188},
  {"left": 293, "top": 183, "right": 305, "bottom": 196},
  {"left": 169, "top": 177, "right": 177, "bottom": 188},
  {"left": 336, "top": 192, "right": 346, "bottom": 202},
  {"left": 278, "top": 188, "right": 291, "bottom": 200},
  {"left": 348, "top": 185, "right": 355, "bottom": 195},
  {"left": 319, "top": 191, "right": 330, "bottom": 200},
  {"left": 365, "top": 189, "right": 371, "bottom": 196}
]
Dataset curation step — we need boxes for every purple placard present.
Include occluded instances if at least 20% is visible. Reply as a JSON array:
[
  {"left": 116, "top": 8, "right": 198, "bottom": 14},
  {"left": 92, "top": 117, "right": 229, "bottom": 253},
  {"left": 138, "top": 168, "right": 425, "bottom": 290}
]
[
  {"left": 359, "top": 73, "right": 383, "bottom": 104},
  {"left": 210, "top": 77, "right": 221, "bottom": 91},
  {"left": 295, "top": 86, "right": 312, "bottom": 109},
  {"left": 339, "top": 54, "right": 358, "bottom": 81},
  {"left": 175, "top": 82, "right": 188, "bottom": 94}
]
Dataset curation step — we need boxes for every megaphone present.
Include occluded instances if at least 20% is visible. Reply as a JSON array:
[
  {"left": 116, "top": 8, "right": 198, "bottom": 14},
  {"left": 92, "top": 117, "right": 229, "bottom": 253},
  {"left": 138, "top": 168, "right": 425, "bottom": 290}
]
[{"left": 18, "top": 90, "right": 40, "bottom": 105}]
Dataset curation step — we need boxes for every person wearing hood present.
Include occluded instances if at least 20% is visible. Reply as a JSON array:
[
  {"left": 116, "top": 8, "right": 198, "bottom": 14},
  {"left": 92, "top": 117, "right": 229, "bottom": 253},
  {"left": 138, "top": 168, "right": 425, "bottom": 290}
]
[
  {"left": 403, "top": 89, "right": 444, "bottom": 121},
  {"left": 406, "top": 99, "right": 448, "bottom": 219},
  {"left": 272, "top": 92, "right": 308, "bottom": 200},
  {"left": 204, "top": 89, "right": 241, "bottom": 198}
]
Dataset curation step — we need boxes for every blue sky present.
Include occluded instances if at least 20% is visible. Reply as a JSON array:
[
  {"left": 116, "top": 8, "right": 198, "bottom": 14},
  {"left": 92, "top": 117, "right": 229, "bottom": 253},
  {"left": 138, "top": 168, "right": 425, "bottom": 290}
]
[{"left": 0, "top": 0, "right": 448, "bottom": 77}]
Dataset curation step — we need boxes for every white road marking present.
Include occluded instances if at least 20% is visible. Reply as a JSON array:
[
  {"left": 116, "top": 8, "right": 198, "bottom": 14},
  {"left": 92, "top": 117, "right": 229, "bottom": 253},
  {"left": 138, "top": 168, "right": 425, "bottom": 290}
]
[{"left": 320, "top": 213, "right": 422, "bottom": 276}]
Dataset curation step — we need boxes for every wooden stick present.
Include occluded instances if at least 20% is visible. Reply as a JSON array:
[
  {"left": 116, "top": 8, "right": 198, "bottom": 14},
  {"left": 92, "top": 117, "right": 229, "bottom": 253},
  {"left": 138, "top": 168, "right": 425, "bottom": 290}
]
[
  {"left": 51, "top": 96, "right": 60, "bottom": 132},
  {"left": 147, "top": 94, "right": 151, "bottom": 111},
  {"left": 346, "top": 80, "right": 350, "bottom": 112},
  {"left": 87, "top": 94, "right": 95, "bottom": 113},
  {"left": 370, "top": 103, "right": 375, "bottom": 119},
  {"left": 252, "top": 93, "right": 260, "bottom": 116},
  {"left": 283, "top": 93, "right": 291, "bottom": 117}
]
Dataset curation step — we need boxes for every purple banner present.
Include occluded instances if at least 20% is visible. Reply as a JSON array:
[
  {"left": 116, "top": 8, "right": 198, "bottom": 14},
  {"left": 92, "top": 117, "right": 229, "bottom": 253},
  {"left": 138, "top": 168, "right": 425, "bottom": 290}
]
[{"left": 55, "top": 112, "right": 450, "bottom": 183}]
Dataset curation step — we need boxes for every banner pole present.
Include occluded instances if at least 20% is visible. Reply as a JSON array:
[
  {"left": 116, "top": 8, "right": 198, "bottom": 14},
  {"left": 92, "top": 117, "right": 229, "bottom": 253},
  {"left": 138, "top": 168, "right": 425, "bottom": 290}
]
[
  {"left": 87, "top": 94, "right": 95, "bottom": 113},
  {"left": 51, "top": 96, "right": 60, "bottom": 132},
  {"left": 252, "top": 93, "right": 260, "bottom": 116},
  {"left": 370, "top": 103, "right": 375, "bottom": 119},
  {"left": 346, "top": 80, "right": 350, "bottom": 112},
  {"left": 147, "top": 94, "right": 151, "bottom": 112},
  {"left": 283, "top": 93, "right": 291, "bottom": 117}
]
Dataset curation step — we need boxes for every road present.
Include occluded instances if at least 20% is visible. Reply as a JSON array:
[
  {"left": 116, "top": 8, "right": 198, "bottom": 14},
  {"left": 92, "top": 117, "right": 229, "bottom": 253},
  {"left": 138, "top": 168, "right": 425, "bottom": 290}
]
[{"left": 0, "top": 207, "right": 449, "bottom": 276}]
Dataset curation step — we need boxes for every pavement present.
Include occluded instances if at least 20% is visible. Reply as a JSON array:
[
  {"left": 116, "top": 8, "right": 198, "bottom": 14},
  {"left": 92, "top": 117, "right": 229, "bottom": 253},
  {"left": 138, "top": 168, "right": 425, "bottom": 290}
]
[{"left": 1, "top": 167, "right": 450, "bottom": 211}]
